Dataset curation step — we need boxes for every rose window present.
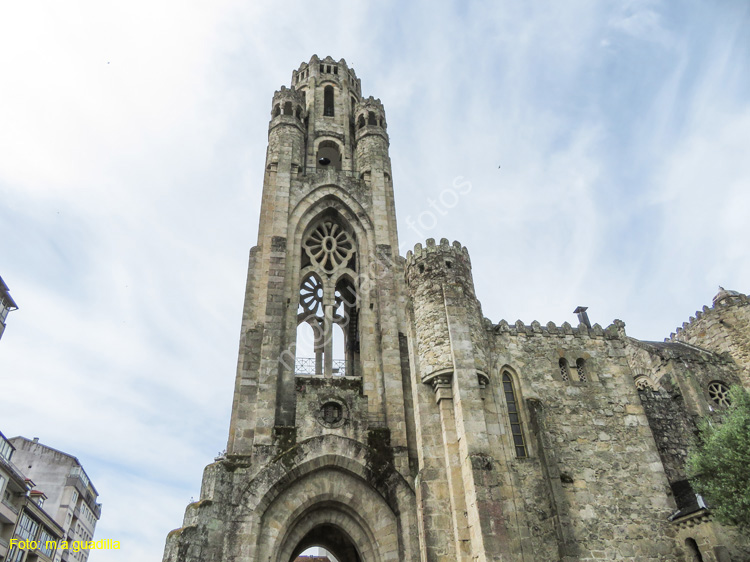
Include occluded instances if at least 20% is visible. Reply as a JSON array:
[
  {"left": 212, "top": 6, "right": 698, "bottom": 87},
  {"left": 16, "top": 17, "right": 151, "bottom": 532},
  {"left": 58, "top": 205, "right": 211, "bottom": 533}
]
[
  {"left": 708, "top": 382, "right": 731, "bottom": 407},
  {"left": 303, "top": 221, "right": 354, "bottom": 272}
]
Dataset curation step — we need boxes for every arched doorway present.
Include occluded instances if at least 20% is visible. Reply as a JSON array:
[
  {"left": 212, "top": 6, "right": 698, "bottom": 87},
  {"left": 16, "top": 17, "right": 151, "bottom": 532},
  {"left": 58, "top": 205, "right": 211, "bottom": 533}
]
[{"left": 290, "top": 524, "right": 360, "bottom": 561}]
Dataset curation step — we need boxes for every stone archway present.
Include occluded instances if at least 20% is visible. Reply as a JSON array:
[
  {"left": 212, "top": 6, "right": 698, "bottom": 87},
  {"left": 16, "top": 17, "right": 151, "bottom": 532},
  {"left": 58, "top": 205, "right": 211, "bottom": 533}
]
[
  {"left": 256, "top": 468, "right": 393, "bottom": 562},
  {"left": 230, "top": 436, "right": 419, "bottom": 562},
  {"left": 275, "top": 499, "right": 380, "bottom": 562},
  {"left": 288, "top": 522, "right": 361, "bottom": 562}
]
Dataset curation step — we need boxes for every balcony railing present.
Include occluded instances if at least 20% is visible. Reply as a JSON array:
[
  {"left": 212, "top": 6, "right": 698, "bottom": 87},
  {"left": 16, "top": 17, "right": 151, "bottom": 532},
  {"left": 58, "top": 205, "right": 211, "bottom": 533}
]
[{"left": 294, "top": 358, "right": 347, "bottom": 377}]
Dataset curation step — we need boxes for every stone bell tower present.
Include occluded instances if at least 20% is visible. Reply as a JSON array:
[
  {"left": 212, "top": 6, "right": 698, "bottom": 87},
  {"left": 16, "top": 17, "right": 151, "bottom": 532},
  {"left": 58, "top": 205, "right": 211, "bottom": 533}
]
[
  {"left": 165, "top": 54, "right": 732, "bottom": 562},
  {"left": 163, "top": 55, "right": 422, "bottom": 562}
]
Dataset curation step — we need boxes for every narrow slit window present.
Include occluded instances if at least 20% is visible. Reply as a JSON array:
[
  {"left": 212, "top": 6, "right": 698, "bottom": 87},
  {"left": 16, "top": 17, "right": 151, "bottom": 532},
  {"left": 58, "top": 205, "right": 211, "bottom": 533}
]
[
  {"left": 502, "top": 372, "right": 527, "bottom": 458},
  {"left": 324, "top": 86, "right": 335, "bottom": 117}
]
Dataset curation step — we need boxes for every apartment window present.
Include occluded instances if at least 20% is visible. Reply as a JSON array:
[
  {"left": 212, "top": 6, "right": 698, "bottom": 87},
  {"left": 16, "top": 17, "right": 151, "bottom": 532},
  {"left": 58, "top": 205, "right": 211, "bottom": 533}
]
[
  {"left": 0, "top": 438, "right": 13, "bottom": 461},
  {"left": 39, "top": 529, "right": 55, "bottom": 556},
  {"left": 502, "top": 372, "right": 527, "bottom": 458},
  {"left": 70, "top": 467, "right": 89, "bottom": 488},
  {"left": 16, "top": 512, "right": 40, "bottom": 540},
  {"left": 8, "top": 546, "right": 25, "bottom": 562}
]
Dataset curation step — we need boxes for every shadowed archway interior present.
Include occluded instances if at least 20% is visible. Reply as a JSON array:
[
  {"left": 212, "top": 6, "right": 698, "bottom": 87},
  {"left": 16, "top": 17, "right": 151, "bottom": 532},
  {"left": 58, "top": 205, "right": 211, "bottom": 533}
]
[{"left": 290, "top": 524, "right": 360, "bottom": 562}]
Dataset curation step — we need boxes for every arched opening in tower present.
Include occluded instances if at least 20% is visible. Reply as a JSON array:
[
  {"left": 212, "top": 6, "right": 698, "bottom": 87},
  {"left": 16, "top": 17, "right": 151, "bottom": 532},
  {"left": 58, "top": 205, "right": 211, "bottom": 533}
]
[
  {"left": 289, "top": 524, "right": 361, "bottom": 562},
  {"left": 334, "top": 276, "right": 359, "bottom": 376},
  {"left": 316, "top": 140, "right": 342, "bottom": 171}
]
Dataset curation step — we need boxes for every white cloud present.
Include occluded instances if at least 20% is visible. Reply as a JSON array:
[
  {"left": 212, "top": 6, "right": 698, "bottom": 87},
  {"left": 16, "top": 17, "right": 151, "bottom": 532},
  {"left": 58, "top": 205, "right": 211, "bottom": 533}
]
[{"left": 1, "top": 1, "right": 749, "bottom": 560}]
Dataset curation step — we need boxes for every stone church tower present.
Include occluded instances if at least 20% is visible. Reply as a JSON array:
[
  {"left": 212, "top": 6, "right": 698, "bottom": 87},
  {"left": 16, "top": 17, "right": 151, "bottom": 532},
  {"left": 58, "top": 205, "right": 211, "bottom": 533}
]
[{"left": 163, "top": 56, "right": 750, "bottom": 562}]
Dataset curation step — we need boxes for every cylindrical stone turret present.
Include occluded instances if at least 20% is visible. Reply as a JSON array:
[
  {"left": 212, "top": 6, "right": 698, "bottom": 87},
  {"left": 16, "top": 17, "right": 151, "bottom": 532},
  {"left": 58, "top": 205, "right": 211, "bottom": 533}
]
[
  {"left": 267, "top": 86, "right": 306, "bottom": 174},
  {"left": 354, "top": 97, "right": 390, "bottom": 175},
  {"left": 405, "top": 238, "right": 487, "bottom": 383}
]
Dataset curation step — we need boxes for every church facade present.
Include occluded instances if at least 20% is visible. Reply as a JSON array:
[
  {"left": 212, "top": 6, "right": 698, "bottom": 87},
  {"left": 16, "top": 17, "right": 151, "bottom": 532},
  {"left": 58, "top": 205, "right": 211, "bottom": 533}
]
[{"left": 163, "top": 55, "right": 750, "bottom": 562}]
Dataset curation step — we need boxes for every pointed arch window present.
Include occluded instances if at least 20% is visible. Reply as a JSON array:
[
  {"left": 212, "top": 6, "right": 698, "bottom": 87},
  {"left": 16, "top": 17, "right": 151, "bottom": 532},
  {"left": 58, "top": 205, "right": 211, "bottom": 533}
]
[
  {"left": 323, "top": 86, "right": 334, "bottom": 117},
  {"left": 296, "top": 214, "right": 359, "bottom": 378},
  {"left": 502, "top": 372, "right": 527, "bottom": 458}
]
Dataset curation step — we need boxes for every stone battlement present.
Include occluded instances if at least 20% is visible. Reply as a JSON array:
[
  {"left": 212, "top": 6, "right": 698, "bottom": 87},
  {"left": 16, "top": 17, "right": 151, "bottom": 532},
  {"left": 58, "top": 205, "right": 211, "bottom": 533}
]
[
  {"left": 292, "top": 55, "right": 361, "bottom": 96},
  {"left": 272, "top": 86, "right": 306, "bottom": 106},
  {"left": 491, "top": 318, "right": 621, "bottom": 340},
  {"left": 357, "top": 96, "right": 385, "bottom": 112},
  {"left": 405, "top": 238, "right": 470, "bottom": 267},
  {"left": 667, "top": 288, "right": 749, "bottom": 342}
]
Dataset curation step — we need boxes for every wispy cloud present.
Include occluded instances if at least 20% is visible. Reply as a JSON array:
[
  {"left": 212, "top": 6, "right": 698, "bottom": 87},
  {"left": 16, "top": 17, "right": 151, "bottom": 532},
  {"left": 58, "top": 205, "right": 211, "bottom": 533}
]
[{"left": 1, "top": 1, "right": 749, "bottom": 560}]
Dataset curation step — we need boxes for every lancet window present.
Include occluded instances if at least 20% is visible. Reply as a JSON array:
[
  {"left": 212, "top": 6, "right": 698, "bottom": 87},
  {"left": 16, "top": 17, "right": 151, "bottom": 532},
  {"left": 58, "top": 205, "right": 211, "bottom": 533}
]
[
  {"left": 324, "top": 86, "right": 335, "bottom": 117},
  {"left": 502, "top": 372, "right": 527, "bottom": 458},
  {"left": 296, "top": 213, "right": 359, "bottom": 377}
]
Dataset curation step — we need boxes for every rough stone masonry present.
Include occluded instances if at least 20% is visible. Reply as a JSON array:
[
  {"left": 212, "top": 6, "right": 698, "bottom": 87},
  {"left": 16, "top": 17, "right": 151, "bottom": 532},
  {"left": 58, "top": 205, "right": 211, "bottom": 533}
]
[{"left": 163, "top": 56, "right": 750, "bottom": 562}]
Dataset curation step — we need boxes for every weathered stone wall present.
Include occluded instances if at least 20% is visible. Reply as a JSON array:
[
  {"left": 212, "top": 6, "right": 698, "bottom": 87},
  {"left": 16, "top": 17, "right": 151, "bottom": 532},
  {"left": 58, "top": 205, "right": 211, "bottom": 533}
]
[
  {"left": 293, "top": 376, "right": 368, "bottom": 444},
  {"left": 636, "top": 386, "right": 697, "bottom": 484},
  {"left": 670, "top": 291, "right": 750, "bottom": 387},
  {"left": 672, "top": 511, "right": 750, "bottom": 562},
  {"left": 485, "top": 321, "right": 679, "bottom": 561},
  {"left": 626, "top": 338, "right": 743, "bottom": 499}
]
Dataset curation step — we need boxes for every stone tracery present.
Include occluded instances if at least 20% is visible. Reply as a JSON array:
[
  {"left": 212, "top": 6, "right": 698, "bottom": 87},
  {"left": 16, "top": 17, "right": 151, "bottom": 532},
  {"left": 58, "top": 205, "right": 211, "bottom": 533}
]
[{"left": 297, "top": 214, "right": 359, "bottom": 377}]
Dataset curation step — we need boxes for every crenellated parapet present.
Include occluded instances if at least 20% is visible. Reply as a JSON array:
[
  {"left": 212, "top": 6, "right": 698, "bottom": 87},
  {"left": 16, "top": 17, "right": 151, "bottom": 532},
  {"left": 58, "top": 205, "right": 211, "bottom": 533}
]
[
  {"left": 292, "top": 55, "right": 361, "bottom": 97},
  {"left": 668, "top": 288, "right": 750, "bottom": 341},
  {"left": 667, "top": 288, "right": 750, "bottom": 385},
  {"left": 405, "top": 238, "right": 472, "bottom": 292},
  {"left": 490, "top": 318, "right": 616, "bottom": 340}
]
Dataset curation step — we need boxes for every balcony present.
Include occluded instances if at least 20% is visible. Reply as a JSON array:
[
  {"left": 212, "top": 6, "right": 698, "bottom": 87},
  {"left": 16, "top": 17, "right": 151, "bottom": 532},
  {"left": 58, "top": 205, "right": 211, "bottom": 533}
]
[
  {"left": 294, "top": 358, "right": 347, "bottom": 377},
  {"left": 0, "top": 499, "right": 18, "bottom": 524}
]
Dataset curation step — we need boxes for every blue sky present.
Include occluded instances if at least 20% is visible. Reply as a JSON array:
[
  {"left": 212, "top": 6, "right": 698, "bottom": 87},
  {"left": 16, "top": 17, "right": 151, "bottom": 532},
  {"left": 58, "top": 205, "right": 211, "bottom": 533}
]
[{"left": 1, "top": 0, "right": 749, "bottom": 559}]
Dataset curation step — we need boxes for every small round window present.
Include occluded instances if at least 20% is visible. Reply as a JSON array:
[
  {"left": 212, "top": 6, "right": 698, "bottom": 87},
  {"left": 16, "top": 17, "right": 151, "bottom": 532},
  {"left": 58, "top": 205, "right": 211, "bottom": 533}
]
[
  {"left": 319, "top": 400, "right": 346, "bottom": 428},
  {"left": 708, "top": 382, "right": 731, "bottom": 407}
]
